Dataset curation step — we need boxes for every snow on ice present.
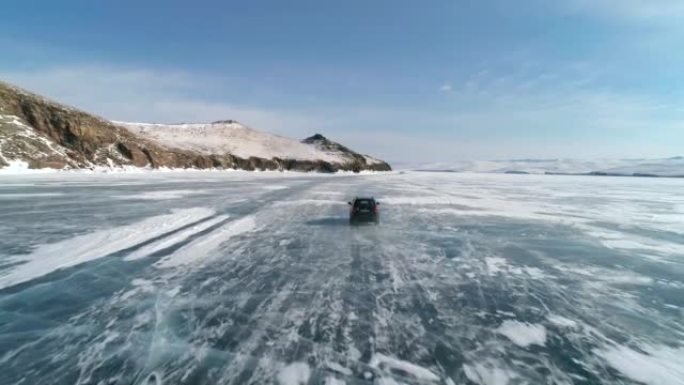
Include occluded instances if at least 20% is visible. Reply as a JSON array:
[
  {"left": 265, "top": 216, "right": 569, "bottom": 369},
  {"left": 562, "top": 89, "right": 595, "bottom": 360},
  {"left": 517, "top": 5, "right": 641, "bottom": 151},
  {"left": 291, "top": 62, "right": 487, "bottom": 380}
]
[
  {"left": 0, "top": 207, "right": 214, "bottom": 289},
  {"left": 496, "top": 320, "right": 547, "bottom": 347},
  {"left": 0, "top": 171, "right": 682, "bottom": 384}
]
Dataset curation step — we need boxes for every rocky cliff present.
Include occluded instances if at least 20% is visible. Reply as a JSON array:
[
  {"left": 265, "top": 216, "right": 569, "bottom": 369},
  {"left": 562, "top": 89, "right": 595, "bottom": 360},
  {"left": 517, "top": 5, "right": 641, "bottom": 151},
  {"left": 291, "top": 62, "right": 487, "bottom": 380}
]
[{"left": 0, "top": 81, "right": 391, "bottom": 172}]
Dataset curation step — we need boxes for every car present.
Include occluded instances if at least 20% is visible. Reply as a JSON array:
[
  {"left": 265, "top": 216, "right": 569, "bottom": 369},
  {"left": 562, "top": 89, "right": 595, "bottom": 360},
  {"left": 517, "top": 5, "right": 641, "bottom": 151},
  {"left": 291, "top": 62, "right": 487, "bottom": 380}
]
[{"left": 348, "top": 197, "right": 379, "bottom": 225}]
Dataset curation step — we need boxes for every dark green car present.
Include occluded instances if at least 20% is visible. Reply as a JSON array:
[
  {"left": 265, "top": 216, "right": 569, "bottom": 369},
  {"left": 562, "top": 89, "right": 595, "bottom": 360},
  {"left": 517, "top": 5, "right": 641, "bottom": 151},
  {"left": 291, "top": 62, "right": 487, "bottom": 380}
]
[{"left": 348, "top": 197, "right": 380, "bottom": 225}]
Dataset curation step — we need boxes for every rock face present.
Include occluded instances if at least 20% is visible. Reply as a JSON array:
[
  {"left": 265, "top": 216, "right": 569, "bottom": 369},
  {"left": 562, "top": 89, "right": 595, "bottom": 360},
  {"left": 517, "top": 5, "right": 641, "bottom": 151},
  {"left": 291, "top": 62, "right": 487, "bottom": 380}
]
[
  {"left": 0, "top": 81, "right": 391, "bottom": 172},
  {"left": 302, "top": 133, "right": 390, "bottom": 172}
]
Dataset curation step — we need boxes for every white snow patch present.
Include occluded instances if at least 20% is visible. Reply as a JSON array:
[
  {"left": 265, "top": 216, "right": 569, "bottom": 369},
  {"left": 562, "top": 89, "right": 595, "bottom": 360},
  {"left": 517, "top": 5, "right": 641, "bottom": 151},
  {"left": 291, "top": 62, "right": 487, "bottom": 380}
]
[
  {"left": 363, "top": 154, "right": 385, "bottom": 165},
  {"left": 131, "top": 278, "right": 155, "bottom": 290},
  {"left": 325, "top": 361, "right": 353, "bottom": 376},
  {"left": 387, "top": 260, "right": 404, "bottom": 291},
  {"left": 0, "top": 208, "right": 214, "bottom": 289},
  {"left": 119, "top": 278, "right": 157, "bottom": 301},
  {"left": 390, "top": 172, "right": 684, "bottom": 258},
  {"left": 279, "top": 238, "right": 294, "bottom": 247},
  {"left": 382, "top": 196, "right": 482, "bottom": 206},
  {"left": 369, "top": 353, "right": 440, "bottom": 382},
  {"left": 0, "top": 192, "right": 63, "bottom": 198},
  {"left": 496, "top": 320, "right": 547, "bottom": 347},
  {"left": 277, "top": 362, "right": 311, "bottom": 385},
  {"left": 0, "top": 159, "right": 33, "bottom": 174},
  {"left": 597, "top": 344, "right": 684, "bottom": 385},
  {"left": 376, "top": 377, "right": 400, "bottom": 385},
  {"left": 485, "top": 257, "right": 507, "bottom": 275},
  {"left": 546, "top": 314, "right": 579, "bottom": 329},
  {"left": 523, "top": 266, "right": 545, "bottom": 279},
  {"left": 261, "top": 185, "right": 289, "bottom": 191},
  {"left": 155, "top": 215, "right": 257, "bottom": 268},
  {"left": 463, "top": 362, "right": 515, "bottom": 385},
  {"left": 563, "top": 265, "right": 655, "bottom": 286},
  {"left": 273, "top": 199, "right": 346, "bottom": 207},
  {"left": 116, "top": 189, "right": 204, "bottom": 200},
  {"left": 324, "top": 377, "right": 346, "bottom": 385},
  {"left": 582, "top": 226, "right": 684, "bottom": 259},
  {"left": 124, "top": 215, "right": 229, "bottom": 260}
]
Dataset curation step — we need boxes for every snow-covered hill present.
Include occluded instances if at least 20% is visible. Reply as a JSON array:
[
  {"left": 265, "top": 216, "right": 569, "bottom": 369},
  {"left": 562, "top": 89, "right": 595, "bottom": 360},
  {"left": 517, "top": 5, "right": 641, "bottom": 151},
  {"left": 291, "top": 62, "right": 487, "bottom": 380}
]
[
  {"left": 0, "top": 80, "right": 390, "bottom": 172},
  {"left": 116, "top": 121, "right": 385, "bottom": 166},
  {"left": 413, "top": 158, "right": 684, "bottom": 177}
]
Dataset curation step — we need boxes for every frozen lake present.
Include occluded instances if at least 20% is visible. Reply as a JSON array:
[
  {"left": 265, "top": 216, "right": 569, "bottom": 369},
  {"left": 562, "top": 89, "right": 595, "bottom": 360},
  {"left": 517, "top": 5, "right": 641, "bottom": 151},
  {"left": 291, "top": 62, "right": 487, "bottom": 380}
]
[{"left": 1, "top": 171, "right": 683, "bottom": 385}]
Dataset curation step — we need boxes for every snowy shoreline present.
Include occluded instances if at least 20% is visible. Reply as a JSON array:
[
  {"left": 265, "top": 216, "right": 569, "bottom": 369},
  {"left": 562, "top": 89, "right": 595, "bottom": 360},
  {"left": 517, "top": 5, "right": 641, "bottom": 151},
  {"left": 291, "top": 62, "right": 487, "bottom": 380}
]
[
  {"left": 4, "top": 158, "right": 684, "bottom": 180},
  {"left": 0, "top": 159, "right": 394, "bottom": 176}
]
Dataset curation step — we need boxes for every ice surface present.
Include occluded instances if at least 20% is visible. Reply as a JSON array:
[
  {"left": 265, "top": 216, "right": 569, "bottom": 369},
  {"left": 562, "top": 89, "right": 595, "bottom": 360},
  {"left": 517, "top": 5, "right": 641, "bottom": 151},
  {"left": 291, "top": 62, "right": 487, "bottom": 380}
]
[
  {"left": 323, "top": 376, "right": 346, "bottom": 385},
  {"left": 324, "top": 361, "right": 353, "bottom": 376},
  {"left": 277, "top": 362, "right": 311, "bottom": 385},
  {"left": 116, "top": 189, "right": 205, "bottom": 200},
  {"left": 0, "top": 207, "right": 214, "bottom": 289},
  {"left": 154, "top": 215, "right": 257, "bottom": 268},
  {"left": 463, "top": 362, "right": 516, "bottom": 385},
  {"left": 124, "top": 215, "right": 229, "bottom": 261},
  {"left": 597, "top": 344, "right": 684, "bottom": 385},
  {"left": 485, "top": 257, "right": 507, "bottom": 275},
  {"left": 496, "top": 320, "right": 547, "bottom": 347},
  {"left": 369, "top": 353, "right": 440, "bottom": 382},
  {"left": 0, "top": 192, "right": 64, "bottom": 198},
  {"left": 546, "top": 314, "right": 579, "bottom": 329},
  {"left": 414, "top": 157, "right": 684, "bottom": 177},
  {"left": 0, "top": 171, "right": 683, "bottom": 384}
]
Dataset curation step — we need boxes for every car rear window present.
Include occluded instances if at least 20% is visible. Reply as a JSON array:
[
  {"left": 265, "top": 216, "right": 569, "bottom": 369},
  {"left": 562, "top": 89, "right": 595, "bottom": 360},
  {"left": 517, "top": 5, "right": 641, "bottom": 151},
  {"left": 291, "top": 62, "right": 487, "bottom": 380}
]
[{"left": 354, "top": 199, "right": 374, "bottom": 208}]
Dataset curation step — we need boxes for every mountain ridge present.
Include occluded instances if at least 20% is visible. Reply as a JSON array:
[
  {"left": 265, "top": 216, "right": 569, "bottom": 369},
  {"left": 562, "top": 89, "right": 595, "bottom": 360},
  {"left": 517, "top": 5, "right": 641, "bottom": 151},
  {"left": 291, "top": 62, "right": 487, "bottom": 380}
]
[
  {"left": 411, "top": 158, "right": 684, "bottom": 178},
  {"left": 0, "top": 81, "right": 391, "bottom": 172}
]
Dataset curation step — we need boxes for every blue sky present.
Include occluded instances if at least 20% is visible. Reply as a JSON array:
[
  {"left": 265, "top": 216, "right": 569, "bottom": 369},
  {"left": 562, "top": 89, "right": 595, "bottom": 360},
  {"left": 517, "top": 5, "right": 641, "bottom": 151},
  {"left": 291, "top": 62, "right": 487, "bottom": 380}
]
[{"left": 1, "top": 0, "right": 683, "bottom": 163}]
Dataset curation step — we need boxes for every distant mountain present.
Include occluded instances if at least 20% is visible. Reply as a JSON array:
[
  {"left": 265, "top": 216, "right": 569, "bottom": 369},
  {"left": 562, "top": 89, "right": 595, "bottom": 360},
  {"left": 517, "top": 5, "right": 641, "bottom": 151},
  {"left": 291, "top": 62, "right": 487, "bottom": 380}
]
[
  {"left": 0, "top": 81, "right": 390, "bottom": 172},
  {"left": 117, "top": 122, "right": 388, "bottom": 172},
  {"left": 413, "top": 158, "right": 684, "bottom": 178}
]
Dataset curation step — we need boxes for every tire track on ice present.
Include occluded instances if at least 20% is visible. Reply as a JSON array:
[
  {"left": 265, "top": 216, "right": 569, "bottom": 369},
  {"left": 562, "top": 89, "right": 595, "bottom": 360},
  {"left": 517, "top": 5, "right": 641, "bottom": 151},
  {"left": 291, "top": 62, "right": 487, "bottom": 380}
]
[
  {"left": 0, "top": 207, "right": 216, "bottom": 291},
  {"left": 125, "top": 179, "right": 357, "bottom": 384},
  {"left": 216, "top": 181, "right": 361, "bottom": 384}
]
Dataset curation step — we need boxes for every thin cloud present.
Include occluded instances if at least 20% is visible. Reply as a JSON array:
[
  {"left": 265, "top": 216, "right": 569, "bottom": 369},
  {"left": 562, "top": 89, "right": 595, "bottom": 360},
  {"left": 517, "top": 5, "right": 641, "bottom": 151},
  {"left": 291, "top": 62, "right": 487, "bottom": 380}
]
[
  {"left": 1, "top": 64, "right": 681, "bottom": 162},
  {"left": 564, "top": 0, "right": 684, "bottom": 22},
  {"left": 0, "top": 65, "right": 322, "bottom": 134},
  {"left": 439, "top": 83, "right": 453, "bottom": 92}
]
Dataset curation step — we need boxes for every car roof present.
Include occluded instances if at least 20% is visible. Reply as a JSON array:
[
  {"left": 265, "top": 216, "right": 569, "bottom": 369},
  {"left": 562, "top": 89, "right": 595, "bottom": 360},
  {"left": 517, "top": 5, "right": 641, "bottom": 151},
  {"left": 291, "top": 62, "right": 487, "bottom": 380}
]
[{"left": 354, "top": 197, "right": 375, "bottom": 201}]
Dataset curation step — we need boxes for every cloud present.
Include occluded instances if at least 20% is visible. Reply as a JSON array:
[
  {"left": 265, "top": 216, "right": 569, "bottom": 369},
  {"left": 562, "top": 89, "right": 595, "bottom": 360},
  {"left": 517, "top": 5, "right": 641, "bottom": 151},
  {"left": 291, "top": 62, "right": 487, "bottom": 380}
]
[
  {"left": 0, "top": 65, "right": 423, "bottom": 160},
  {"left": 439, "top": 83, "right": 452, "bottom": 92},
  {"left": 446, "top": 66, "right": 684, "bottom": 136},
  {"left": 0, "top": 65, "right": 323, "bottom": 135},
  {"left": 564, "top": 0, "right": 684, "bottom": 23},
  {"left": 1, "top": 63, "right": 681, "bottom": 163}
]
